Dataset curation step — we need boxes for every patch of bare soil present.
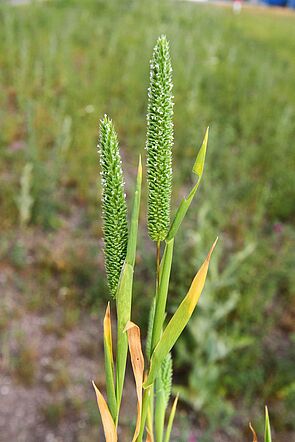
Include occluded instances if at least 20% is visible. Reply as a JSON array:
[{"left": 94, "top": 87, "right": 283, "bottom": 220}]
[{"left": 0, "top": 224, "right": 137, "bottom": 442}]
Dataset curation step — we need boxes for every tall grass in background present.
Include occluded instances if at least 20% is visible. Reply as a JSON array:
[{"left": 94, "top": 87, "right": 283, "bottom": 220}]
[
  {"left": 94, "top": 35, "right": 274, "bottom": 442},
  {"left": 0, "top": 0, "right": 294, "bottom": 437},
  {"left": 95, "top": 35, "right": 216, "bottom": 441}
]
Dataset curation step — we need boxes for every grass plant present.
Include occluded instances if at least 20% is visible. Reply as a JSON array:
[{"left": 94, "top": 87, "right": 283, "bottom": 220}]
[
  {"left": 94, "top": 35, "right": 216, "bottom": 442},
  {"left": 1, "top": 0, "right": 294, "bottom": 437}
]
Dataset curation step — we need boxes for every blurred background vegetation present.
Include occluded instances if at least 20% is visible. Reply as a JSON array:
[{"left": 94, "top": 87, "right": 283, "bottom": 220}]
[{"left": 0, "top": 0, "right": 294, "bottom": 441}]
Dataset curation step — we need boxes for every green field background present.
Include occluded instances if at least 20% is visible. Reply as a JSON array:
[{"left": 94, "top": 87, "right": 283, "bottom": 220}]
[{"left": 0, "top": 0, "right": 294, "bottom": 440}]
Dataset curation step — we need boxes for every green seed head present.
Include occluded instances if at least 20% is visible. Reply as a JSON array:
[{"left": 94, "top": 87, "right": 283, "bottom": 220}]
[
  {"left": 98, "top": 115, "right": 128, "bottom": 297},
  {"left": 161, "top": 352, "right": 172, "bottom": 407},
  {"left": 146, "top": 35, "right": 174, "bottom": 241}
]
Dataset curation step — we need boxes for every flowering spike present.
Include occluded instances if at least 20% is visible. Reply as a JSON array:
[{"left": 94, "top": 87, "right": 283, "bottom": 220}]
[
  {"left": 98, "top": 115, "right": 128, "bottom": 297},
  {"left": 146, "top": 35, "right": 174, "bottom": 241}
]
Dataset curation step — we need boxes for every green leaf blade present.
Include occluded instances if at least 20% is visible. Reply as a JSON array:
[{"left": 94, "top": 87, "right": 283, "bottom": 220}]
[
  {"left": 164, "top": 395, "right": 179, "bottom": 442},
  {"left": 166, "top": 128, "right": 209, "bottom": 242},
  {"left": 151, "top": 238, "right": 174, "bottom": 352},
  {"left": 116, "top": 158, "right": 142, "bottom": 419},
  {"left": 264, "top": 406, "right": 272, "bottom": 442},
  {"left": 144, "top": 238, "right": 217, "bottom": 388},
  {"left": 103, "top": 303, "right": 117, "bottom": 420}
]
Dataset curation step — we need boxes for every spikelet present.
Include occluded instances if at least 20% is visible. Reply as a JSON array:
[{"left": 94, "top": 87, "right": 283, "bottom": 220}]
[
  {"left": 146, "top": 35, "right": 174, "bottom": 241},
  {"left": 161, "top": 352, "right": 172, "bottom": 407},
  {"left": 98, "top": 115, "right": 128, "bottom": 297}
]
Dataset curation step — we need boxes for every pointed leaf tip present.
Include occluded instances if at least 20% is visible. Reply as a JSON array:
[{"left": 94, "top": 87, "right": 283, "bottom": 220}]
[
  {"left": 104, "top": 302, "right": 113, "bottom": 351},
  {"left": 144, "top": 238, "right": 216, "bottom": 388},
  {"left": 138, "top": 155, "right": 142, "bottom": 177},
  {"left": 206, "top": 236, "right": 218, "bottom": 262},
  {"left": 265, "top": 406, "right": 272, "bottom": 442},
  {"left": 164, "top": 394, "right": 179, "bottom": 442},
  {"left": 106, "top": 301, "right": 110, "bottom": 319},
  {"left": 193, "top": 127, "right": 209, "bottom": 177},
  {"left": 249, "top": 423, "right": 258, "bottom": 442},
  {"left": 92, "top": 381, "right": 117, "bottom": 442}
]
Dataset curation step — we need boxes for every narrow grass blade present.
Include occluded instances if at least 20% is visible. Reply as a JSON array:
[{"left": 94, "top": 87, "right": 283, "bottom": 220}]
[
  {"left": 264, "top": 406, "right": 272, "bottom": 442},
  {"left": 92, "top": 381, "right": 117, "bottom": 442},
  {"left": 116, "top": 262, "right": 133, "bottom": 416},
  {"left": 249, "top": 423, "right": 258, "bottom": 442},
  {"left": 151, "top": 238, "right": 174, "bottom": 352},
  {"left": 192, "top": 127, "right": 208, "bottom": 178},
  {"left": 146, "top": 299, "right": 156, "bottom": 361},
  {"left": 164, "top": 395, "right": 179, "bottom": 442},
  {"left": 166, "top": 128, "right": 209, "bottom": 242},
  {"left": 125, "top": 321, "right": 145, "bottom": 442},
  {"left": 116, "top": 157, "right": 142, "bottom": 417},
  {"left": 103, "top": 303, "right": 116, "bottom": 420},
  {"left": 126, "top": 156, "right": 142, "bottom": 267},
  {"left": 144, "top": 237, "right": 218, "bottom": 388}
]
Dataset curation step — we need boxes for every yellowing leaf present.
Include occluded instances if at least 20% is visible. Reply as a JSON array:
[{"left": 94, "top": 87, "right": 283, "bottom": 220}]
[
  {"left": 249, "top": 423, "right": 258, "bottom": 442},
  {"left": 146, "top": 429, "right": 154, "bottom": 442},
  {"left": 144, "top": 238, "right": 218, "bottom": 388},
  {"left": 103, "top": 303, "right": 116, "bottom": 420},
  {"left": 92, "top": 381, "right": 117, "bottom": 442},
  {"left": 125, "top": 321, "right": 145, "bottom": 442},
  {"left": 104, "top": 303, "right": 113, "bottom": 355}
]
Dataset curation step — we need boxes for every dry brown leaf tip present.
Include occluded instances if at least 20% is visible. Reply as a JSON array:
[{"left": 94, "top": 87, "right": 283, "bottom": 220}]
[{"left": 249, "top": 422, "right": 258, "bottom": 442}]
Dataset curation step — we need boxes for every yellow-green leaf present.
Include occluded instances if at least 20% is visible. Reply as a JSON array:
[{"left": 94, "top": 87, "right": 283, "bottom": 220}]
[
  {"left": 144, "top": 238, "right": 218, "bottom": 388},
  {"left": 164, "top": 395, "right": 178, "bottom": 442},
  {"left": 265, "top": 406, "right": 272, "bottom": 442},
  {"left": 192, "top": 126, "right": 209, "bottom": 178},
  {"left": 103, "top": 302, "right": 116, "bottom": 420}
]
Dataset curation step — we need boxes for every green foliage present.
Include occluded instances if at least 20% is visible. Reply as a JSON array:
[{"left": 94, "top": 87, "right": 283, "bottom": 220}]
[
  {"left": 174, "top": 219, "right": 255, "bottom": 427},
  {"left": 96, "top": 34, "right": 214, "bottom": 441},
  {"left": 98, "top": 115, "right": 128, "bottom": 297},
  {"left": 146, "top": 35, "right": 174, "bottom": 242},
  {"left": 0, "top": 0, "right": 294, "bottom": 438},
  {"left": 115, "top": 159, "right": 142, "bottom": 418},
  {"left": 265, "top": 406, "right": 272, "bottom": 442}
]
